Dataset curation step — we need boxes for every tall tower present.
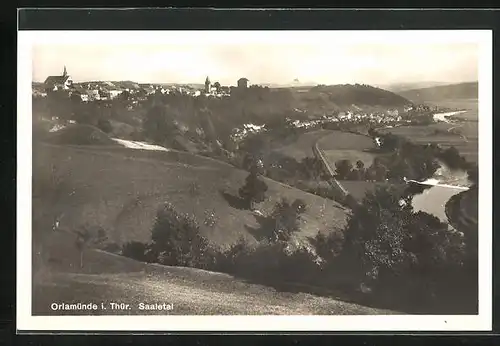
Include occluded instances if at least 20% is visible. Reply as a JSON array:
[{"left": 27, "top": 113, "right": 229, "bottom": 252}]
[
  {"left": 205, "top": 76, "right": 211, "bottom": 93},
  {"left": 63, "top": 65, "right": 67, "bottom": 77}
]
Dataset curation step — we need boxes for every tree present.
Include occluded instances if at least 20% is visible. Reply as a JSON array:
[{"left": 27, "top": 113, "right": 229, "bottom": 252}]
[
  {"left": 97, "top": 118, "right": 113, "bottom": 134},
  {"left": 120, "top": 89, "right": 131, "bottom": 102},
  {"left": 346, "top": 160, "right": 366, "bottom": 180},
  {"left": 467, "top": 164, "right": 478, "bottom": 186},
  {"left": 149, "top": 203, "right": 211, "bottom": 268},
  {"left": 305, "top": 156, "right": 326, "bottom": 180},
  {"left": 367, "top": 127, "right": 378, "bottom": 137},
  {"left": 374, "top": 163, "right": 388, "bottom": 182},
  {"left": 340, "top": 183, "right": 467, "bottom": 302},
  {"left": 438, "top": 146, "right": 466, "bottom": 170},
  {"left": 122, "top": 241, "right": 148, "bottom": 262},
  {"left": 74, "top": 226, "right": 108, "bottom": 268},
  {"left": 335, "top": 159, "right": 353, "bottom": 179},
  {"left": 266, "top": 198, "right": 307, "bottom": 242},
  {"left": 242, "top": 153, "right": 256, "bottom": 171},
  {"left": 238, "top": 164, "right": 268, "bottom": 210},
  {"left": 380, "top": 133, "right": 404, "bottom": 152},
  {"left": 213, "top": 82, "right": 221, "bottom": 92},
  {"left": 143, "top": 105, "right": 179, "bottom": 145},
  {"left": 356, "top": 160, "right": 365, "bottom": 171}
]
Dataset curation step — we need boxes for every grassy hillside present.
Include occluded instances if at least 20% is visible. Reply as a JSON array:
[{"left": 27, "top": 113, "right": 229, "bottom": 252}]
[
  {"left": 398, "top": 82, "right": 478, "bottom": 103},
  {"left": 32, "top": 140, "right": 399, "bottom": 316},
  {"left": 33, "top": 243, "right": 395, "bottom": 315},
  {"left": 33, "top": 142, "right": 348, "bottom": 249},
  {"left": 44, "top": 124, "right": 120, "bottom": 146},
  {"left": 304, "top": 84, "right": 411, "bottom": 110}
]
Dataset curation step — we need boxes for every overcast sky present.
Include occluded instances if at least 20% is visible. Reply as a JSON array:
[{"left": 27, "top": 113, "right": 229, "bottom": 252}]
[{"left": 32, "top": 34, "right": 479, "bottom": 86}]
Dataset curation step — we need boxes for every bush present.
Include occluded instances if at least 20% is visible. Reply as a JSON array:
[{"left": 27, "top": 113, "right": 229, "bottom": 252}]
[
  {"left": 337, "top": 184, "right": 469, "bottom": 305},
  {"left": 149, "top": 203, "right": 211, "bottom": 268},
  {"left": 266, "top": 198, "right": 307, "bottom": 242},
  {"left": 74, "top": 225, "right": 108, "bottom": 268},
  {"left": 97, "top": 119, "right": 113, "bottom": 134},
  {"left": 214, "top": 238, "right": 320, "bottom": 284},
  {"left": 203, "top": 209, "right": 218, "bottom": 228},
  {"left": 335, "top": 159, "right": 353, "bottom": 179},
  {"left": 312, "top": 231, "right": 344, "bottom": 263},
  {"left": 437, "top": 146, "right": 467, "bottom": 170},
  {"left": 121, "top": 241, "right": 148, "bottom": 261},
  {"left": 102, "top": 242, "right": 121, "bottom": 254},
  {"left": 467, "top": 164, "right": 478, "bottom": 185},
  {"left": 238, "top": 171, "right": 268, "bottom": 209}
]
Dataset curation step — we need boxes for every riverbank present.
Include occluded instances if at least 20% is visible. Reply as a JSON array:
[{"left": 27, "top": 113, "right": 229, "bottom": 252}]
[
  {"left": 409, "top": 164, "right": 471, "bottom": 226},
  {"left": 433, "top": 110, "right": 467, "bottom": 123}
]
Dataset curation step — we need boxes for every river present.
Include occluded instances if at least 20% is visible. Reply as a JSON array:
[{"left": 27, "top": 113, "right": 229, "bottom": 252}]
[
  {"left": 432, "top": 110, "right": 467, "bottom": 123},
  {"left": 409, "top": 165, "right": 470, "bottom": 224},
  {"left": 404, "top": 110, "right": 471, "bottom": 223}
]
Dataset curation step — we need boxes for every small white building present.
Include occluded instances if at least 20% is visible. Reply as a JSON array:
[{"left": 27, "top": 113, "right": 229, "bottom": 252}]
[{"left": 109, "top": 90, "right": 124, "bottom": 99}]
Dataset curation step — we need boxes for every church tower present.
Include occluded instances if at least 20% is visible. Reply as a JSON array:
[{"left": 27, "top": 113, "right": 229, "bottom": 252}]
[
  {"left": 63, "top": 65, "right": 67, "bottom": 77},
  {"left": 205, "top": 76, "right": 211, "bottom": 93}
]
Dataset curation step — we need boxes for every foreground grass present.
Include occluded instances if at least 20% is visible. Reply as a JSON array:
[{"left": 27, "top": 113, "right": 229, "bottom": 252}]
[{"left": 33, "top": 243, "right": 397, "bottom": 315}]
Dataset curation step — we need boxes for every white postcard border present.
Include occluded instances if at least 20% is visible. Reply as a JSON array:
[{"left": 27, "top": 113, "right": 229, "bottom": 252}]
[{"left": 17, "top": 30, "right": 492, "bottom": 332}]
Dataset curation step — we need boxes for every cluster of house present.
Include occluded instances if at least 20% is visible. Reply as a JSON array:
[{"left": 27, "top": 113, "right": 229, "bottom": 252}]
[
  {"left": 34, "top": 67, "right": 252, "bottom": 104},
  {"left": 202, "top": 76, "right": 249, "bottom": 97},
  {"left": 285, "top": 105, "right": 438, "bottom": 131},
  {"left": 35, "top": 66, "right": 132, "bottom": 102}
]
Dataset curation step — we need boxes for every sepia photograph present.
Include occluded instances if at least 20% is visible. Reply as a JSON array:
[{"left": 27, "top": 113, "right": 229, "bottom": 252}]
[{"left": 17, "top": 29, "right": 492, "bottom": 331}]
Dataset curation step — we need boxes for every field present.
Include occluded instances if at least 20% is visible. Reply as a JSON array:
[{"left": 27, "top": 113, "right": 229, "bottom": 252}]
[
  {"left": 396, "top": 83, "right": 479, "bottom": 162},
  {"left": 317, "top": 131, "right": 377, "bottom": 168},
  {"left": 270, "top": 129, "right": 332, "bottom": 160},
  {"left": 378, "top": 122, "right": 478, "bottom": 163},
  {"left": 264, "top": 129, "right": 378, "bottom": 172}
]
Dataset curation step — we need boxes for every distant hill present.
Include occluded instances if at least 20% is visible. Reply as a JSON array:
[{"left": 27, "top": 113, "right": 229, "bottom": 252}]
[
  {"left": 397, "top": 82, "right": 478, "bottom": 103},
  {"left": 111, "top": 80, "right": 142, "bottom": 89},
  {"left": 261, "top": 82, "right": 317, "bottom": 89},
  {"left": 379, "top": 81, "right": 453, "bottom": 93},
  {"left": 160, "top": 83, "right": 205, "bottom": 89},
  {"left": 305, "top": 84, "right": 411, "bottom": 108}
]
